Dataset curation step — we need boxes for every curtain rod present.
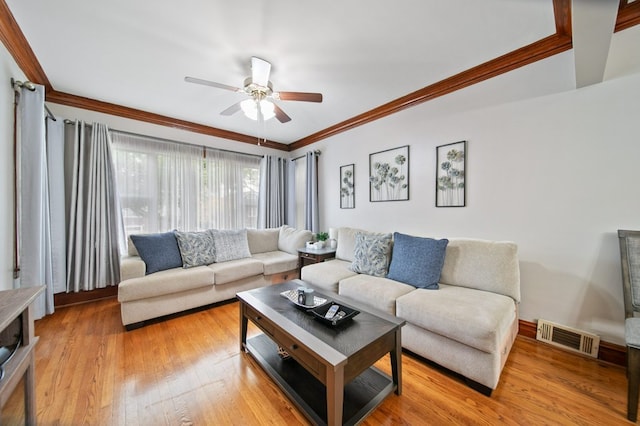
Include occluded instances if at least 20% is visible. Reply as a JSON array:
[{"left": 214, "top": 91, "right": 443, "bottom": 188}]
[
  {"left": 111, "top": 129, "right": 264, "bottom": 159},
  {"left": 11, "top": 78, "right": 57, "bottom": 121},
  {"left": 62, "top": 124, "right": 264, "bottom": 160},
  {"left": 292, "top": 149, "right": 321, "bottom": 161}
]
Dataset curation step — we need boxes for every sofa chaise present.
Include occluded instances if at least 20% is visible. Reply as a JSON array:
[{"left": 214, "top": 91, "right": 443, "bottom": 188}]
[
  {"left": 301, "top": 227, "right": 521, "bottom": 395},
  {"left": 118, "top": 226, "right": 311, "bottom": 329}
]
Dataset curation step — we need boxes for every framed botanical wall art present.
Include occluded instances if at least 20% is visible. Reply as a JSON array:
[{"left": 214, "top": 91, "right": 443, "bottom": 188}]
[
  {"left": 369, "top": 145, "right": 409, "bottom": 202},
  {"left": 340, "top": 164, "right": 355, "bottom": 209},
  {"left": 436, "top": 141, "right": 466, "bottom": 207}
]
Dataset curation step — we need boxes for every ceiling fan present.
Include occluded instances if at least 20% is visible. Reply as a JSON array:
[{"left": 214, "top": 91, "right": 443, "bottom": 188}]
[{"left": 185, "top": 57, "right": 323, "bottom": 123}]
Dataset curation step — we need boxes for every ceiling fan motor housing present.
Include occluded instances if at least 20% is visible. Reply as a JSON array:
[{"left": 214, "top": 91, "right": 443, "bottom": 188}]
[{"left": 243, "top": 77, "right": 273, "bottom": 100}]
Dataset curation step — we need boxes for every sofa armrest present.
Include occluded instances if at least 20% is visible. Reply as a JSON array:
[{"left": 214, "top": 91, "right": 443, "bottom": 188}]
[{"left": 120, "top": 255, "right": 146, "bottom": 282}]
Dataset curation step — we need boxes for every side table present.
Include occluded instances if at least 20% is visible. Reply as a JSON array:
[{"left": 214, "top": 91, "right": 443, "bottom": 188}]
[{"left": 297, "top": 246, "right": 336, "bottom": 277}]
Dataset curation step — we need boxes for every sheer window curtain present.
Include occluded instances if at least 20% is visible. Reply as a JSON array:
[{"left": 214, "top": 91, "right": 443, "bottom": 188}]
[
  {"left": 65, "top": 121, "right": 121, "bottom": 292},
  {"left": 111, "top": 132, "right": 202, "bottom": 246},
  {"left": 111, "top": 133, "right": 261, "bottom": 241},
  {"left": 15, "top": 83, "right": 57, "bottom": 318},
  {"left": 201, "top": 148, "right": 261, "bottom": 230}
]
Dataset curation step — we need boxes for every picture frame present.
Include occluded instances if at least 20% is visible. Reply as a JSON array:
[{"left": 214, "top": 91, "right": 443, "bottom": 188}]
[
  {"left": 340, "top": 164, "right": 355, "bottom": 209},
  {"left": 436, "top": 141, "right": 466, "bottom": 207},
  {"left": 369, "top": 145, "right": 409, "bottom": 202}
]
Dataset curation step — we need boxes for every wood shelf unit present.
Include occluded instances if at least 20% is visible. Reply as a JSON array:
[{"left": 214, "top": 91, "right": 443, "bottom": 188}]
[{"left": 0, "top": 286, "right": 44, "bottom": 425}]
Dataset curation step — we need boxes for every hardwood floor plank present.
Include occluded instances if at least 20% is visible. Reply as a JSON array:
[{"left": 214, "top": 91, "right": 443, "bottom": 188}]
[{"left": 22, "top": 298, "right": 630, "bottom": 425}]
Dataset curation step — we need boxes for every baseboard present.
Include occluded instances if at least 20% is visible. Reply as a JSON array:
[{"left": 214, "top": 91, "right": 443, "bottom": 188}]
[
  {"left": 518, "top": 319, "right": 625, "bottom": 367},
  {"left": 54, "top": 286, "right": 118, "bottom": 308}
]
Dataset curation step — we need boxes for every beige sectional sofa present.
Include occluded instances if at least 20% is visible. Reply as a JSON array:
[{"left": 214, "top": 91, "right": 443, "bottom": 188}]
[
  {"left": 118, "top": 226, "right": 311, "bottom": 329},
  {"left": 301, "top": 227, "right": 520, "bottom": 395}
]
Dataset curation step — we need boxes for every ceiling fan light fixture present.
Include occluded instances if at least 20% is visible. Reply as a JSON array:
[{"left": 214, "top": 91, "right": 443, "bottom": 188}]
[{"left": 240, "top": 98, "right": 275, "bottom": 121}]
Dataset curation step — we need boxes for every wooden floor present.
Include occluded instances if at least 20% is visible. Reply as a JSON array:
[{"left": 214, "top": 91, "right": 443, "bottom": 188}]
[{"left": 5, "top": 297, "right": 632, "bottom": 425}]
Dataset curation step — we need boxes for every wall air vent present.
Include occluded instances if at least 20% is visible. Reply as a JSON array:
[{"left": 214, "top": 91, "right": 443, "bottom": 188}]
[{"left": 536, "top": 319, "right": 600, "bottom": 358}]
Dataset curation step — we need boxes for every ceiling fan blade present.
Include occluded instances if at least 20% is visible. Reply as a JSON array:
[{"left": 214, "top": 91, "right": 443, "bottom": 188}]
[
  {"left": 251, "top": 57, "right": 271, "bottom": 87},
  {"left": 272, "top": 103, "right": 292, "bottom": 123},
  {"left": 220, "top": 101, "right": 242, "bottom": 116},
  {"left": 184, "top": 76, "right": 242, "bottom": 92},
  {"left": 274, "top": 91, "right": 323, "bottom": 103}
]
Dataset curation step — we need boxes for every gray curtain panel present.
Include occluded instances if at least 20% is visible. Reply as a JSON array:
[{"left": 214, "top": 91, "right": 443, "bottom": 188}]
[
  {"left": 46, "top": 118, "right": 68, "bottom": 295},
  {"left": 65, "top": 121, "right": 121, "bottom": 292},
  {"left": 16, "top": 83, "right": 55, "bottom": 318},
  {"left": 258, "top": 155, "right": 288, "bottom": 229},
  {"left": 305, "top": 151, "right": 319, "bottom": 234}
]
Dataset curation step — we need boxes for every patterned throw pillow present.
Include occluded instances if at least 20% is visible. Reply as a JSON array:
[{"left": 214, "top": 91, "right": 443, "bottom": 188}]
[
  {"left": 349, "top": 232, "right": 393, "bottom": 277},
  {"left": 175, "top": 230, "right": 216, "bottom": 268},
  {"left": 387, "top": 232, "right": 449, "bottom": 289},
  {"left": 210, "top": 229, "right": 252, "bottom": 262}
]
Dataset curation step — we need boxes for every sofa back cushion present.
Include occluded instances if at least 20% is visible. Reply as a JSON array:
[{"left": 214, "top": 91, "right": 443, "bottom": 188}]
[
  {"left": 247, "top": 228, "right": 280, "bottom": 254},
  {"left": 127, "top": 236, "right": 139, "bottom": 257},
  {"left": 440, "top": 238, "right": 520, "bottom": 302},
  {"left": 278, "top": 226, "right": 312, "bottom": 255},
  {"left": 336, "top": 227, "right": 367, "bottom": 262}
]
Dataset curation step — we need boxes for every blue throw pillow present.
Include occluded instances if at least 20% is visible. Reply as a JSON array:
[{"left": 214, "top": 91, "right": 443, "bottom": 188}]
[
  {"left": 387, "top": 232, "right": 449, "bottom": 289},
  {"left": 130, "top": 231, "right": 183, "bottom": 275}
]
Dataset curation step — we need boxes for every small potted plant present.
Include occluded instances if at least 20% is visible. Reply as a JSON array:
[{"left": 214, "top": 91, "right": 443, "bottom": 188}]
[{"left": 315, "top": 232, "right": 329, "bottom": 248}]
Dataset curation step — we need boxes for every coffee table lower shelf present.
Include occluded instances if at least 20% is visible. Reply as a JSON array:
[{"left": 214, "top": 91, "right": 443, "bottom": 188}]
[{"left": 245, "top": 334, "right": 395, "bottom": 426}]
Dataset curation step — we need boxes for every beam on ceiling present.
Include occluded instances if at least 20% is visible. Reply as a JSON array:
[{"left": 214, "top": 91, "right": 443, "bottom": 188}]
[{"left": 572, "top": 0, "right": 619, "bottom": 88}]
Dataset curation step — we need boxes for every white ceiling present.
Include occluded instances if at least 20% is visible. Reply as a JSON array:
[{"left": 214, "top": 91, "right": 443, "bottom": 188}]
[{"left": 6, "top": 0, "right": 560, "bottom": 144}]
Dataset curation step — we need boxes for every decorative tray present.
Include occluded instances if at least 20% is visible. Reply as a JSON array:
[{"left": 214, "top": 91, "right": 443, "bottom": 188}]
[
  {"left": 280, "top": 289, "right": 328, "bottom": 309},
  {"left": 309, "top": 303, "right": 360, "bottom": 327}
]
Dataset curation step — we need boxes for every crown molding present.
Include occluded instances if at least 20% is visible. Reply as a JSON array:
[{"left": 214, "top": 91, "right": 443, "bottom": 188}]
[
  {"left": 616, "top": 0, "right": 640, "bottom": 32},
  {"left": 46, "top": 90, "right": 289, "bottom": 151},
  {"left": 289, "top": 32, "right": 572, "bottom": 151}
]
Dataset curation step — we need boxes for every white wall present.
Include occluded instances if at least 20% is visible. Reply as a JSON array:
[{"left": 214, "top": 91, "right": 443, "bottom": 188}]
[
  {"left": 0, "top": 43, "right": 26, "bottom": 291},
  {"left": 294, "top": 26, "right": 640, "bottom": 345}
]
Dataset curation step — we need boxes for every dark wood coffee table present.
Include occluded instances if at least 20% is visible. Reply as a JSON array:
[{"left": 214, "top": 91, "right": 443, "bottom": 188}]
[{"left": 237, "top": 280, "right": 405, "bottom": 426}]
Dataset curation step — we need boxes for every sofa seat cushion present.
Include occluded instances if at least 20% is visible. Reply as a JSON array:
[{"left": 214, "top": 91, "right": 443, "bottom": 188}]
[
  {"left": 207, "top": 258, "right": 264, "bottom": 285},
  {"left": 301, "top": 259, "right": 357, "bottom": 293},
  {"left": 118, "top": 266, "right": 214, "bottom": 302},
  {"left": 396, "top": 284, "right": 517, "bottom": 353},
  {"left": 251, "top": 251, "right": 299, "bottom": 275},
  {"left": 339, "top": 274, "right": 415, "bottom": 315}
]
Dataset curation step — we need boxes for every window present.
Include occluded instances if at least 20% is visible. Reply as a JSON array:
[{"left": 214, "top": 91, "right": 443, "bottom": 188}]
[{"left": 111, "top": 132, "right": 261, "bottom": 242}]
